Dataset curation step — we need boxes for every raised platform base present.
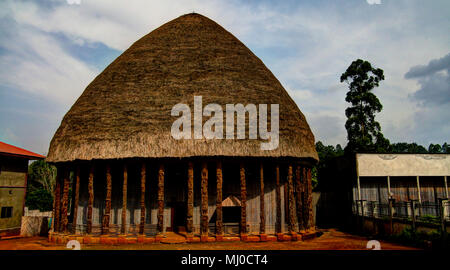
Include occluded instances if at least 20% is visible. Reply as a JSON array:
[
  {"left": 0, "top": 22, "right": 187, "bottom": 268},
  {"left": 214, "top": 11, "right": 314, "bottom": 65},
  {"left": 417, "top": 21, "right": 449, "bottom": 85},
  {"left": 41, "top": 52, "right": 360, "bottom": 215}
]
[{"left": 49, "top": 230, "right": 319, "bottom": 246}]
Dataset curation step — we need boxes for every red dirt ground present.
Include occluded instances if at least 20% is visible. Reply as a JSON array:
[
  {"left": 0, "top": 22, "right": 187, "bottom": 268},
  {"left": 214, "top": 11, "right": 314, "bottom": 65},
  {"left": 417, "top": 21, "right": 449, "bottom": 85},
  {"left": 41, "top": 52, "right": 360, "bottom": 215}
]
[{"left": 0, "top": 228, "right": 419, "bottom": 250}]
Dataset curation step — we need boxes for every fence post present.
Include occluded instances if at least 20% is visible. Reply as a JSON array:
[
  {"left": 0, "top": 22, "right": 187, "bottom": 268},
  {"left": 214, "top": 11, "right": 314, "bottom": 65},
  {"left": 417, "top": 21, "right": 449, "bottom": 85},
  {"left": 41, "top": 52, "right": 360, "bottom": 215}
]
[{"left": 410, "top": 200, "right": 416, "bottom": 232}]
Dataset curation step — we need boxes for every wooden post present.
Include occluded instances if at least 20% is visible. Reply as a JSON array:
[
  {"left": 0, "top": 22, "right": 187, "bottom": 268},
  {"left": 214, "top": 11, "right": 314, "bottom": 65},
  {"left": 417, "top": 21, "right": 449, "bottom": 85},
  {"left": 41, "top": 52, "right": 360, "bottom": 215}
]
[
  {"left": 295, "top": 165, "right": 304, "bottom": 232},
  {"left": 187, "top": 161, "right": 194, "bottom": 236},
  {"left": 306, "top": 167, "right": 314, "bottom": 231},
  {"left": 53, "top": 169, "right": 61, "bottom": 232},
  {"left": 200, "top": 162, "right": 209, "bottom": 240},
  {"left": 102, "top": 164, "right": 112, "bottom": 234},
  {"left": 72, "top": 166, "right": 80, "bottom": 234},
  {"left": 87, "top": 164, "right": 94, "bottom": 234},
  {"left": 259, "top": 162, "right": 265, "bottom": 235},
  {"left": 61, "top": 168, "right": 70, "bottom": 233},
  {"left": 121, "top": 163, "right": 127, "bottom": 234},
  {"left": 157, "top": 163, "right": 165, "bottom": 234},
  {"left": 139, "top": 162, "right": 146, "bottom": 235},
  {"left": 302, "top": 167, "right": 308, "bottom": 229},
  {"left": 287, "top": 165, "right": 296, "bottom": 234},
  {"left": 240, "top": 162, "right": 247, "bottom": 237},
  {"left": 216, "top": 161, "right": 223, "bottom": 237},
  {"left": 275, "top": 164, "right": 281, "bottom": 234},
  {"left": 284, "top": 169, "right": 289, "bottom": 225}
]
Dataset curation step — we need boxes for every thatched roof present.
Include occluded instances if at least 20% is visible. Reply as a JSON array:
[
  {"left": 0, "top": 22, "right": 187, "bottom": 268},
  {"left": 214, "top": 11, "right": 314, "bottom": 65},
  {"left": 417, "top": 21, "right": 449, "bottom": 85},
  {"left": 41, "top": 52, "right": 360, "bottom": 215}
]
[{"left": 47, "top": 13, "right": 318, "bottom": 163}]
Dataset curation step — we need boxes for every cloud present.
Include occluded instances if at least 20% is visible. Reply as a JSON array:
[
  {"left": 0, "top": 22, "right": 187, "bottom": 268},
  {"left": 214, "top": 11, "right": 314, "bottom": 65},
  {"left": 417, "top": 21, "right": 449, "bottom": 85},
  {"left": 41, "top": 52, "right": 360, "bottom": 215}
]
[
  {"left": 67, "top": 0, "right": 81, "bottom": 5},
  {"left": 367, "top": 0, "right": 381, "bottom": 5},
  {"left": 405, "top": 53, "right": 450, "bottom": 106}
]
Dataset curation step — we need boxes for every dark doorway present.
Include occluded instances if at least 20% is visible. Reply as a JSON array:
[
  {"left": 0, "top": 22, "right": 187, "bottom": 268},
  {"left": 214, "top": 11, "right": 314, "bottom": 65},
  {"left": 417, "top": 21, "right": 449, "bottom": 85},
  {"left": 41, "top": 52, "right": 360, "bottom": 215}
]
[{"left": 172, "top": 202, "right": 187, "bottom": 233}]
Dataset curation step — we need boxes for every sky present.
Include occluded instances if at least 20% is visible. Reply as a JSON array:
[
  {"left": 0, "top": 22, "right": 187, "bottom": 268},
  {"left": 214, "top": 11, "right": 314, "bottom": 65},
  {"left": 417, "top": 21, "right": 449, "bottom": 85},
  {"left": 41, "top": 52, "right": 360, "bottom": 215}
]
[{"left": 0, "top": 0, "right": 449, "bottom": 155}]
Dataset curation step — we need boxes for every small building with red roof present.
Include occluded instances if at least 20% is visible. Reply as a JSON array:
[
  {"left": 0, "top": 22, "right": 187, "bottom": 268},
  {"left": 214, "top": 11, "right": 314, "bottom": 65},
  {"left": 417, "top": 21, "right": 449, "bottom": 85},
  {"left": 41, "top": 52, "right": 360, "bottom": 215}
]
[{"left": 0, "top": 141, "right": 45, "bottom": 237}]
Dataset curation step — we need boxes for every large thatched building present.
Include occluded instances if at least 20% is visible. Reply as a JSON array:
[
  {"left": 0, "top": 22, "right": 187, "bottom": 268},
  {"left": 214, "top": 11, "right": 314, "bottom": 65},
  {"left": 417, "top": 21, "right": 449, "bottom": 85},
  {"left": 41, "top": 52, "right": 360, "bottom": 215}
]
[{"left": 47, "top": 13, "right": 318, "bottom": 243}]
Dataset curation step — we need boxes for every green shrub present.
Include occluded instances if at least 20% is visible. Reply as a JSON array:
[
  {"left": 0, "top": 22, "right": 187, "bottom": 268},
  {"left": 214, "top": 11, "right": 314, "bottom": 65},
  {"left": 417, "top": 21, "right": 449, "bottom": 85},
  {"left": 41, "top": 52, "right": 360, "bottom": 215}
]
[{"left": 26, "top": 188, "right": 53, "bottom": 212}]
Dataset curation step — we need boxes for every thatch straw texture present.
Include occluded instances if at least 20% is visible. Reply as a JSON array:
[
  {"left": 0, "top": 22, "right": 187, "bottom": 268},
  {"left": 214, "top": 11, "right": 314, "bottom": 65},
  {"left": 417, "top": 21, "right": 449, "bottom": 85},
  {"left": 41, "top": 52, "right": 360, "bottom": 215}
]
[{"left": 47, "top": 13, "right": 318, "bottom": 163}]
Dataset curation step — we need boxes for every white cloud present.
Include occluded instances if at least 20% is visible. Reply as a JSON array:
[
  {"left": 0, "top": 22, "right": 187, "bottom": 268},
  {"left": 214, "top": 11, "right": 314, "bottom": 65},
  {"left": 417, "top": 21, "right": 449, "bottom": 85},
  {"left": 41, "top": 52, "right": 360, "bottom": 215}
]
[
  {"left": 367, "top": 0, "right": 381, "bottom": 5},
  {"left": 67, "top": 0, "right": 81, "bottom": 5}
]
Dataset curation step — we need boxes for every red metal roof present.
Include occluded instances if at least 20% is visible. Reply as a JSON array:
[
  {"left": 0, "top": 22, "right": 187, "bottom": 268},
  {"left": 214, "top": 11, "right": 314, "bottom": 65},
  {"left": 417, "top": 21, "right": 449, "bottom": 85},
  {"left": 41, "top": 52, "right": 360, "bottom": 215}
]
[{"left": 0, "top": 141, "right": 45, "bottom": 160}]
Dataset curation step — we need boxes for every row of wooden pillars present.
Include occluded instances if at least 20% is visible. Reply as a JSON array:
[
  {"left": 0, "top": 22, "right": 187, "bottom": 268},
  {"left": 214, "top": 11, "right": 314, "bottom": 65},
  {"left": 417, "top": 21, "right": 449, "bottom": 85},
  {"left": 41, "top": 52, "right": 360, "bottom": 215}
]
[{"left": 52, "top": 160, "right": 314, "bottom": 238}]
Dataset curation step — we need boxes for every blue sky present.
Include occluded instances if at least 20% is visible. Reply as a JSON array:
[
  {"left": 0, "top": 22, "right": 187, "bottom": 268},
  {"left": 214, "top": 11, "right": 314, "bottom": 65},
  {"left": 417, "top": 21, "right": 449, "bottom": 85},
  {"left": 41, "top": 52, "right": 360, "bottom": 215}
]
[{"left": 0, "top": 0, "right": 449, "bottom": 155}]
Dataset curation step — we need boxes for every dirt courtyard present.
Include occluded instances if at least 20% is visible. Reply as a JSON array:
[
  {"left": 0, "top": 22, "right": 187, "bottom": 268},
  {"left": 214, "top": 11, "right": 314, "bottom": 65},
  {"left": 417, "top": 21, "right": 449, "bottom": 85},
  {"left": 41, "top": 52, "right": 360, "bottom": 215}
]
[{"left": 0, "top": 228, "right": 419, "bottom": 250}]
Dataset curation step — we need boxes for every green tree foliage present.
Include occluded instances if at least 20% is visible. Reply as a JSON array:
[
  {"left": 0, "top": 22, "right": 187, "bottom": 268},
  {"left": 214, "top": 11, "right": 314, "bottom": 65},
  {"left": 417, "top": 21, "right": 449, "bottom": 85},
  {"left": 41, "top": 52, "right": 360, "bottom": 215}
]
[
  {"left": 27, "top": 160, "right": 57, "bottom": 196},
  {"left": 340, "top": 59, "right": 390, "bottom": 153},
  {"left": 26, "top": 189, "right": 53, "bottom": 211},
  {"left": 26, "top": 160, "right": 56, "bottom": 212}
]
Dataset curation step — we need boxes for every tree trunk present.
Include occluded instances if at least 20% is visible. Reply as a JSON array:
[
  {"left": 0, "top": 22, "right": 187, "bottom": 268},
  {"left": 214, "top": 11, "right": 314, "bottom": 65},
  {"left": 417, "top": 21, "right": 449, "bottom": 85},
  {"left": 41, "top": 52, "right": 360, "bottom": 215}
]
[
  {"left": 275, "top": 164, "right": 281, "bottom": 234},
  {"left": 121, "top": 163, "right": 127, "bottom": 234},
  {"left": 157, "top": 163, "right": 165, "bottom": 234},
  {"left": 200, "top": 162, "right": 209, "bottom": 236},
  {"left": 87, "top": 165, "right": 94, "bottom": 234},
  {"left": 259, "top": 162, "right": 265, "bottom": 234},
  {"left": 216, "top": 161, "right": 223, "bottom": 236},
  {"left": 102, "top": 164, "right": 112, "bottom": 234},
  {"left": 139, "top": 162, "right": 146, "bottom": 234},
  {"left": 240, "top": 162, "right": 247, "bottom": 235},
  {"left": 295, "top": 165, "right": 304, "bottom": 231},
  {"left": 72, "top": 166, "right": 80, "bottom": 234},
  {"left": 187, "top": 161, "right": 194, "bottom": 235}
]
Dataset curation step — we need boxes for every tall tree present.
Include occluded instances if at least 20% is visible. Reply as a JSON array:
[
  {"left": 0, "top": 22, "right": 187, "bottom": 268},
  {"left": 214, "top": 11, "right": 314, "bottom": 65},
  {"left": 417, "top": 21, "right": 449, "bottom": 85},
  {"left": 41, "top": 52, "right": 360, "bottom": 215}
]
[
  {"left": 340, "top": 59, "right": 389, "bottom": 152},
  {"left": 28, "top": 160, "right": 57, "bottom": 197}
]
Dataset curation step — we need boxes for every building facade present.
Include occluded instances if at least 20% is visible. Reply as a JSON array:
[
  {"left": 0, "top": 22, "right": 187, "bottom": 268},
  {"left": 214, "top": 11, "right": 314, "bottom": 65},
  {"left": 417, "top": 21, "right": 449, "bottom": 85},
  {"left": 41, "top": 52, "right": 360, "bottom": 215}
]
[{"left": 0, "top": 141, "right": 45, "bottom": 237}]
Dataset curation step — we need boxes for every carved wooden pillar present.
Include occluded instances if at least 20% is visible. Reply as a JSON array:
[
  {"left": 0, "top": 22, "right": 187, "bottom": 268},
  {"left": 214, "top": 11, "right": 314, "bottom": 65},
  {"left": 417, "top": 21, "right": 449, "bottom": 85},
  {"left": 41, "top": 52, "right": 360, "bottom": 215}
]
[
  {"left": 102, "top": 164, "right": 112, "bottom": 234},
  {"left": 87, "top": 164, "right": 94, "bottom": 234},
  {"left": 240, "top": 162, "right": 247, "bottom": 236},
  {"left": 216, "top": 161, "right": 223, "bottom": 236},
  {"left": 187, "top": 161, "right": 194, "bottom": 236},
  {"left": 259, "top": 162, "right": 265, "bottom": 234},
  {"left": 121, "top": 163, "right": 127, "bottom": 234},
  {"left": 157, "top": 163, "right": 165, "bottom": 234},
  {"left": 284, "top": 167, "right": 289, "bottom": 226},
  {"left": 295, "top": 165, "right": 304, "bottom": 231},
  {"left": 287, "top": 165, "right": 296, "bottom": 234},
  {"left": 306, "top": 167, "right": 314, "bottom": 230},
  {"left": 275, "top": 164, "right": 281, "bottom": 234},
  {"left": 139, "top": 162, "right": 146, "bottom": 235},
  {"left": 72, "top": 165, "right": 80, "bottom": 234},
  {"left": 61, "top": 168, "right": 70, "bottom": 233},
  {"left": 200, "top": 162, "right": 209, "bottom": 239},
  {"left": 302, "top": 167, "right": 309, "bottom": 229},
  {"left": 53, "top": 169, "right": 61, "bottom": 232}
]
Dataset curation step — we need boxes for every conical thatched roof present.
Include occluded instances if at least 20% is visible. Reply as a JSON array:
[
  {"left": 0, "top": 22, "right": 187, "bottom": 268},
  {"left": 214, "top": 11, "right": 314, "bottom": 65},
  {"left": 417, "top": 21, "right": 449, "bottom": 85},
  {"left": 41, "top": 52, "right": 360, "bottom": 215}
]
[{"left": 47, "top": 13, "right": 318, "bottom": 163}]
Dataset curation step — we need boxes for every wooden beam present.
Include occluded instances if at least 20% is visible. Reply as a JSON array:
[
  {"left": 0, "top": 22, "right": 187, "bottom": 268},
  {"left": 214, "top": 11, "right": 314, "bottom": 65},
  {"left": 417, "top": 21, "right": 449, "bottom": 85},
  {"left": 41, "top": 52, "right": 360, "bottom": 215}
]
[
  {"left": 295, "top": 165, "right": 304, "bottom": 231},
  {"left": 72, "top": 165, "right": 80, "bottom": 234},
  {"left": 53, "top": 169, "right": 61, "bottom": 232},
  {"left": 259, "top": 162, "right": 265, "bottom": 234},
  {"left": 275, "top": 164, "right": 281, "bottom": 234},
  {"left": 102, "top": 163, "right": 112, "bottom": 234},
  {"left": 139, "top": 162, "right": 146, "bottom": 235},
  {"left": 284, "top": 166, "right": 289, "bottom": 225},
  {"left": 287, "top": 165, "right": 296, "bottom": 234},
  {"left": 87, "top": 164, "right": 94, "bottom": 234},
  {"left": 240, "top": 162, "right": 247, "bottom": 235},
  {"left": 302, "top": 167, "right": 308, "bottom": 229},
  {"left": 187, "top": 161, "right": 194, "bottom": 235},
  {"left": 306, "top": 167, "right": 313, "bottom": 230},
  {"left": 200, "top": 162, "right": 209, "bottom": 237},
  {"left": 157, "top": 163, "right": 165, "bottom": 234},
  {"left": 216, "top": 161, "right": 223, "bottom": 236},
  {"left": 121, "top": 163, "right": 127, "bottom": 234},
  {"left": 61, "top": 168, "right": 70, "bottom": 233}
]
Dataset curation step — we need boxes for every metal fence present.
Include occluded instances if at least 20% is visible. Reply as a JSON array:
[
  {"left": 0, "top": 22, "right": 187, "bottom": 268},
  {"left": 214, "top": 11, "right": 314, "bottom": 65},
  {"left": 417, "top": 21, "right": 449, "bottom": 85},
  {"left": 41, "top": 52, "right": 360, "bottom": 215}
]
[{"left": 353, "top": 199, "right": 450, "bottom": 223}]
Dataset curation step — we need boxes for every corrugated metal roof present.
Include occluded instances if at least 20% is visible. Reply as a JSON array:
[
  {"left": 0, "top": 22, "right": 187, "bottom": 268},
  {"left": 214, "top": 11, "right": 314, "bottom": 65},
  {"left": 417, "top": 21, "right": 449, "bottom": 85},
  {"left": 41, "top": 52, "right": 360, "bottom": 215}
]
[{"left": 0, "top": 141, "right": 45, "bottom": 159}]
